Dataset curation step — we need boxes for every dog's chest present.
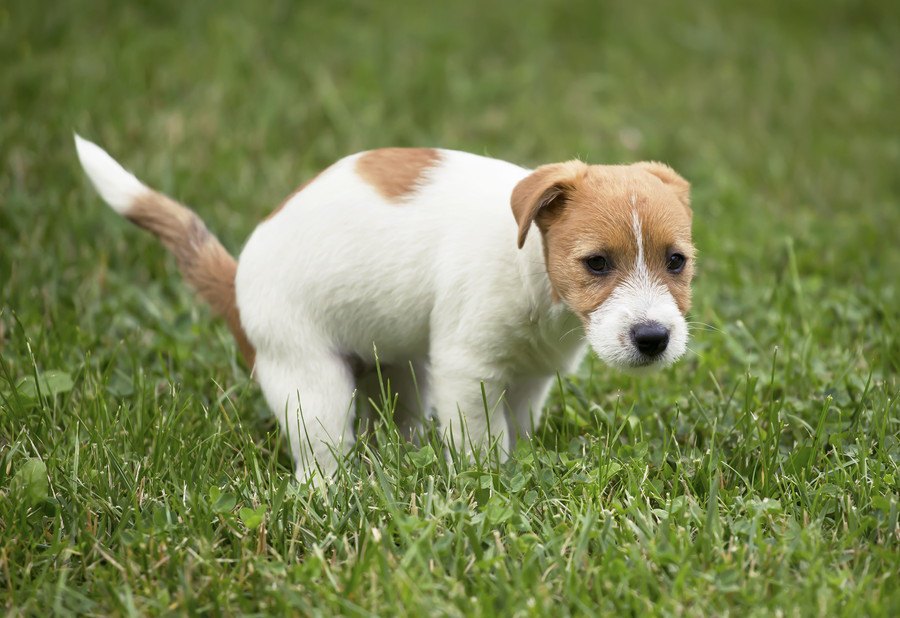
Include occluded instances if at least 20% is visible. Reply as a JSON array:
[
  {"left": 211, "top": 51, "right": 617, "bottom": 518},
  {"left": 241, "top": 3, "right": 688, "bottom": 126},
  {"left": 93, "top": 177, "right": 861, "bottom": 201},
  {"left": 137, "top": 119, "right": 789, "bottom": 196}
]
[{"left": 504, "top": 304, "right": 586, "bottom": 376}]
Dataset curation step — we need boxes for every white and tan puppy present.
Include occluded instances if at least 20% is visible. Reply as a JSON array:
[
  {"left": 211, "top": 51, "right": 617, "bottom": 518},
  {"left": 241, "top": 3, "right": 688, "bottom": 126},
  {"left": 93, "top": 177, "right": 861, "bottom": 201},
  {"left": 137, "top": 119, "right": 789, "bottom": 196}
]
[{"left": 75, "top": 137, "right": 695, "bottom": 482}]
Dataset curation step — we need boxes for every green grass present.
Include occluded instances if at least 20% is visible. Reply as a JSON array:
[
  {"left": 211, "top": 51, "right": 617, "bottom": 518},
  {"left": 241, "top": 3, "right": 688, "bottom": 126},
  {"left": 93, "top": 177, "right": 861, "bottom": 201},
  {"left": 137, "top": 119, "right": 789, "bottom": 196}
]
[{"left": 2, "top": 0, "right": 899, "bottom": 615}]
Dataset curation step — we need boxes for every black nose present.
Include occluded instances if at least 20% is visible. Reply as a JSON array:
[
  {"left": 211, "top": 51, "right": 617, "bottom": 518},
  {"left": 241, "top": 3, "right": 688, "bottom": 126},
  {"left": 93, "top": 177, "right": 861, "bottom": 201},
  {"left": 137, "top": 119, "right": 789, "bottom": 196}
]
[{"left": 630, "top": 322, "right": 670, "bottom": 357}]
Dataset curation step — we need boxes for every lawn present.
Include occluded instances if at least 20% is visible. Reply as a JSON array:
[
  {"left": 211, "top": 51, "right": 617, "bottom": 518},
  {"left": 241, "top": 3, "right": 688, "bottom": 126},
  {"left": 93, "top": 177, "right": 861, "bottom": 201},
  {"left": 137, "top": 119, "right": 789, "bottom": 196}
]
[{"left": 1, "top": 0, "right": 898, "bottom": 615}]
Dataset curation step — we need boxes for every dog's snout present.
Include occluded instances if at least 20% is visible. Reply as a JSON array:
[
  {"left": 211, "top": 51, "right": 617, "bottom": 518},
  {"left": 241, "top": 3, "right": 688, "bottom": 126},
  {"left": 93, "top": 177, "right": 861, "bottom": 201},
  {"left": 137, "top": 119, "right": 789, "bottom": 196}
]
[{"left": 630, "top": 322, "right": 670, "bottom": 357}]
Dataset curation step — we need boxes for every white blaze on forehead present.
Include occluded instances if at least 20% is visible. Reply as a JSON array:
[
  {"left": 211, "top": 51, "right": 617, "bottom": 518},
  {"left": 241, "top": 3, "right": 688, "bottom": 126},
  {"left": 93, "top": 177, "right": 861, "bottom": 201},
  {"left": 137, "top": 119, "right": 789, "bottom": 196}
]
[
  {"left": 583, "top": 208, "right": 689, "bottom": 370},
  {"left": 631, "top": 209, "right": 646, "bottom": 275},
  {"left": 629, "top": 209, "right": 658, "bottom": 299}
]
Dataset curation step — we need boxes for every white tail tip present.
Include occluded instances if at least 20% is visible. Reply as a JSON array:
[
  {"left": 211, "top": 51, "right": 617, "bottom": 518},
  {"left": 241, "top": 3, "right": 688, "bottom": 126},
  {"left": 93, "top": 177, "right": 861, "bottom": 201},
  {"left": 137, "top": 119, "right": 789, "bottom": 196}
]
[{"left": 74, "top": 133, "right": 147, "bottom": 214}]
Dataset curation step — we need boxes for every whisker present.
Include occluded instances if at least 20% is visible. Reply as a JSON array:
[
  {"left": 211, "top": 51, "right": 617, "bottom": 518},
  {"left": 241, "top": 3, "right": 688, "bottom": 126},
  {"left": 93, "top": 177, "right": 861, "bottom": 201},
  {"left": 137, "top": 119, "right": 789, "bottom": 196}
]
[
  {"left": 686, "top": 322, "right": 724, "bottom": 334},
  {"left": 684, "top": 344, "right": 704, "bottom": 360},
  {"left": 558, "top": 326, "right": 585, "bottom": 342}
]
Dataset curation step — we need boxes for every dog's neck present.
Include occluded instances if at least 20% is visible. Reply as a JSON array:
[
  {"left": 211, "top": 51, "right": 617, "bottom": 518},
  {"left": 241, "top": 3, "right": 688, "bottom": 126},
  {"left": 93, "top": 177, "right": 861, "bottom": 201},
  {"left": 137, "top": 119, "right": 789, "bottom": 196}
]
[
  {"left": 511, "top": 231, "right": 586, "bottom": 372},
  {"left": 517, "top": 230, "right": 563, "bottom": 312}
]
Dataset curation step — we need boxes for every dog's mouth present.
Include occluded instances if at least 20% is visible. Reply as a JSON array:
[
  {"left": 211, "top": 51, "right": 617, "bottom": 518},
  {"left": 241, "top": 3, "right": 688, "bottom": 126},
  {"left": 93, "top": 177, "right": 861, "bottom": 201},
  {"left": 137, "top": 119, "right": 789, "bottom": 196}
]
[
  {"left": 613, "top": 352, "right": 677, "bottom": 374},
  {"left": 632, "top": 355, "right": 660, "bottom": 368}
]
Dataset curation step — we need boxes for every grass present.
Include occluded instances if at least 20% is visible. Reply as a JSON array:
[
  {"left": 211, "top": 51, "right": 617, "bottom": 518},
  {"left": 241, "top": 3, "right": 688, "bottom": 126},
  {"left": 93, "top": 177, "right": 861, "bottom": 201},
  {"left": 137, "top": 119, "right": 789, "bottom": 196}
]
[{"left": 1, "top": 0, "right": 899, "bottom": 615}]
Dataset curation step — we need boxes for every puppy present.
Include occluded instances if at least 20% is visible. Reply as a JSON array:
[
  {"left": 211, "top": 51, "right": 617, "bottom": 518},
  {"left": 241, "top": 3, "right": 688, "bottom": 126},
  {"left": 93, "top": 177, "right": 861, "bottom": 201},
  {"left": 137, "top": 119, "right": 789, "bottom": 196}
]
[{"left": 75, "top": 137, "right": 694, "bottom": 481}]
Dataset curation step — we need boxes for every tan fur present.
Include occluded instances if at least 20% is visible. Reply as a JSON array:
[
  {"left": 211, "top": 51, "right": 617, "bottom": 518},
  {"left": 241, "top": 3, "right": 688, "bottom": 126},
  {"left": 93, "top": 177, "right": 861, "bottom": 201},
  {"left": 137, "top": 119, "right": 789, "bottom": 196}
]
[
  {"left": 634, "top": 161, "right": 692, "bottom": 213},
  {"left": 512, "top": 162, "right": 694, "bottom": 321},
  {"left": 355, "top": 148, "right": 442, "bottom": 201},
  {"left": 127, "top": 194, "right": 256, "bottom": 367},
  {"left": 511, "top": 160, "right": 588, "bottom": 249}
]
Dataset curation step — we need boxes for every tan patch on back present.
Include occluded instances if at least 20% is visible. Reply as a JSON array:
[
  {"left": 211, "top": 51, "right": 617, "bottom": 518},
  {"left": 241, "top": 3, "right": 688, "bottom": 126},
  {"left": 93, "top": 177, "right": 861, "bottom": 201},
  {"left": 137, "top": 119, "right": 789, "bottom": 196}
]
[{"left": 355, "top": 148, "right": 441, "bottom": 201}]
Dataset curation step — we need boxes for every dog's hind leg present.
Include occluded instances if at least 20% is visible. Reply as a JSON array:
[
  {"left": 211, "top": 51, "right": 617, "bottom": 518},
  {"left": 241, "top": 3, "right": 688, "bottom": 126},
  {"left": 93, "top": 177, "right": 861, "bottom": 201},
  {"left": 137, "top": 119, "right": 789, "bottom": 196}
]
[
  {"left": 356, "top": 361, "right": 428, "bottom": 443},
  {"left": 255, "top": 351, "right": 357, "bottom": 483},
  {"left": 389, "top": 361, "right": 428, "bottom": 442}
]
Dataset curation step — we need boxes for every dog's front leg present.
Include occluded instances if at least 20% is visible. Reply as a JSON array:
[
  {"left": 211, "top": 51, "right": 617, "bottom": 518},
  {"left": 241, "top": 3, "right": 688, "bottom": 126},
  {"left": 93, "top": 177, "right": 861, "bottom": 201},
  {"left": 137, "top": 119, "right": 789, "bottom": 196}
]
[
  {"left": 427, "top": 349, "right": 510, "bottom": 463},
  {"left": 506, "top": 375, "right": 556, "bottom": 442}
]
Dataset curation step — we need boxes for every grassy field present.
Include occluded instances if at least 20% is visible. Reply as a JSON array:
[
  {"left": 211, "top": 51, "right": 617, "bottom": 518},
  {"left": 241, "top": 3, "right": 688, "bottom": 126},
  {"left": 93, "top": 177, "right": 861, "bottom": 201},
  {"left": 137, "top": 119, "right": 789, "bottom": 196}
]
[{"left": 2, "top": 0, "right": 899, "bottom": 615}]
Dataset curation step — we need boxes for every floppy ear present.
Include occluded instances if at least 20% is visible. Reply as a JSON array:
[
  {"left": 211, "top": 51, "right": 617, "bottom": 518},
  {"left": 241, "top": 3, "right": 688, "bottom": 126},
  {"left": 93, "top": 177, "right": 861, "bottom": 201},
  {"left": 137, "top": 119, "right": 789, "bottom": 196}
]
[
  {"left": 635, "top": 161, "right": 691, "bottom": 213},
  {"left": 510, "top": 160, "right": 587, "bottom": 249}
]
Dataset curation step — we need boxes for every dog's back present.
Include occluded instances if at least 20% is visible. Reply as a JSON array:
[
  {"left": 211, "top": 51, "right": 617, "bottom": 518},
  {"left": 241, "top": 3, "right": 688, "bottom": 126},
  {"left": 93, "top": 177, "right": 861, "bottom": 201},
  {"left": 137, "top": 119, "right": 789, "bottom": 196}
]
[{"left": 235, "top": 148, "right": 535, "bottom": 363}]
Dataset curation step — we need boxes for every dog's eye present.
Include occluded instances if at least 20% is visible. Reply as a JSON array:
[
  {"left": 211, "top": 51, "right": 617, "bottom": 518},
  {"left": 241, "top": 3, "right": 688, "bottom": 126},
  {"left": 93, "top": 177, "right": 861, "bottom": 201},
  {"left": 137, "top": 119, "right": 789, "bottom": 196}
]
[
  {"left": 666, "top": 253, "right": 686, "bottom": 273},
  {"left": 584, "top": 255, "right": 611, "bottom": 275}
]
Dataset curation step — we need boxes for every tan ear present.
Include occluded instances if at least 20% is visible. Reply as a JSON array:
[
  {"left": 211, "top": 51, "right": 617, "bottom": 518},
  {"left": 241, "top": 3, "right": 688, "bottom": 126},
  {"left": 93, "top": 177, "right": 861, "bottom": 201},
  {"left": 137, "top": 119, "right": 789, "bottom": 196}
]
[
  {"left": 510, "top": 160, "right": 587, "bottom": 248},
  {"left": 635, "top": 161, "right": 691, "bottom": 212}
]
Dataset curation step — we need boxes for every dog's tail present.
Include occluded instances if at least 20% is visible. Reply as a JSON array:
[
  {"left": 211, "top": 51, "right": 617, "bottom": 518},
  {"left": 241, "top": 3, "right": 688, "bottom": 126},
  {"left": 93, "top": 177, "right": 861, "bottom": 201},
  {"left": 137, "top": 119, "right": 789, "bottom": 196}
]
[{"left": 74, "top": 134, "right": 255, "bottom": 367}]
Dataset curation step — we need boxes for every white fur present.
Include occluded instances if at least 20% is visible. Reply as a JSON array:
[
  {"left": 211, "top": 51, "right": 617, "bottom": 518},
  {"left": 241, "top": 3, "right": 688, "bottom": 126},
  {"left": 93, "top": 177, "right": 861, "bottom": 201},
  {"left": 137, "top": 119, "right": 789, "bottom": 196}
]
[
  {"left": 586, "top": 210, "right": 688, "bottom": 370},
  {"left": 74, "top": 135, "right": 147, "bottom": 214},
  {"left": 235, "top": 151, "right": 587, "bottom": 480}
]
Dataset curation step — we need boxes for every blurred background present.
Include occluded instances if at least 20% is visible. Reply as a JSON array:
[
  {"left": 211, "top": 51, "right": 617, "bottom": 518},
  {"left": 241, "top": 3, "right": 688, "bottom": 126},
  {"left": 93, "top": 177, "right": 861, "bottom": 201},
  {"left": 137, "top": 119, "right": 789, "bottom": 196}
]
[
  {"left": 1, "top": 1, "right": 898, "bottom": 613},
  {"left": 1, "top": 0, "right": 898, "bottom": 405},
  {"left": 2, "top": 0, "right": 897, "bottom": 383}
]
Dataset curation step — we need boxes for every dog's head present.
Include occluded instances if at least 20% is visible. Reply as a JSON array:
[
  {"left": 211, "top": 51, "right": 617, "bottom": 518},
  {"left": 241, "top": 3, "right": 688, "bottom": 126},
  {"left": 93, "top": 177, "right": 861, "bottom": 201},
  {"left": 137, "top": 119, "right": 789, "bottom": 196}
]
[{"left": 512, "top": 160, "right": 694, "bottom": 371}]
